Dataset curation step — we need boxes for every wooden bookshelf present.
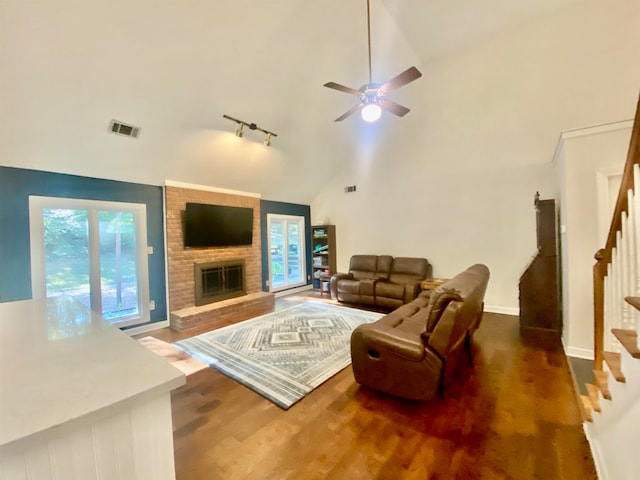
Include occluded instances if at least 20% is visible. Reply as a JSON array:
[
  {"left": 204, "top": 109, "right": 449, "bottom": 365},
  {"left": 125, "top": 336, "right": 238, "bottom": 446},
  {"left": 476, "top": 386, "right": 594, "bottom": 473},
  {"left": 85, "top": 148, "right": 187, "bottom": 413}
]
[{"left": 311, "top": 225, "right": 336, "bottom": 289}]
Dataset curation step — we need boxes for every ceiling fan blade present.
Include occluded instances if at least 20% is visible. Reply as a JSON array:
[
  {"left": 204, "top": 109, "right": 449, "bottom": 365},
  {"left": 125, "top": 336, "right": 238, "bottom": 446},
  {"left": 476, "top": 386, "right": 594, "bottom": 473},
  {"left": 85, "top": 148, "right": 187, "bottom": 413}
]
[
  {"left": 380, "top": 99, "right": 410, "bottom": 117},
  {"left": 378, "top": 66, "right": 422, "bottom": 95},
  {"left": 334, "top": 104, "right": 363, "bottom": 122},
  {"left": 323, "top": 82, "right": 362, "bottom": 96}
]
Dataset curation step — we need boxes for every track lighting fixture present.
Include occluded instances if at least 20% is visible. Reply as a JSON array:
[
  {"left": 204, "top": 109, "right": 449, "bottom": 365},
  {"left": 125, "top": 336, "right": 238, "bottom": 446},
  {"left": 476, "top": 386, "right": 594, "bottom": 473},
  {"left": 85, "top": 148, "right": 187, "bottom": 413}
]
[{"left": 223, "top": 114, "right": 277, "bottom": 146}]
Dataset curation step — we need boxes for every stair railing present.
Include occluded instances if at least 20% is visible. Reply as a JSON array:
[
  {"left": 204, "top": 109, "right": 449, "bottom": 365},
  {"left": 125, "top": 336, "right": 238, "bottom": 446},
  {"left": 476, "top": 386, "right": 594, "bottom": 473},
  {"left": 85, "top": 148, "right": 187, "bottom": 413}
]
[{"left": 593, "top": 94, "right": 640, "bottom": 371}]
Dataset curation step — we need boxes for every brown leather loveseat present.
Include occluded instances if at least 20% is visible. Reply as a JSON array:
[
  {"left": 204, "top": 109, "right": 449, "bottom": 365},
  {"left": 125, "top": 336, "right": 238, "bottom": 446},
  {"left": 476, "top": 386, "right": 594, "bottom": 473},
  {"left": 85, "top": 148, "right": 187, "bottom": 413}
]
[
  {"left": 330, "top": 255, "right": 432, "bottom": 309},
  {"left": 350, "top": 264, "right": 490, "bottom": 401}
]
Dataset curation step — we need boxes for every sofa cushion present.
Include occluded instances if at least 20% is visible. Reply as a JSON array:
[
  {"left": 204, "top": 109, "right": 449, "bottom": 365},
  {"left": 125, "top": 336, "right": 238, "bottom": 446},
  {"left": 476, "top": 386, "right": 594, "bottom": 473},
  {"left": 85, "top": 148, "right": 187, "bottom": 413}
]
[
  {"left": 412, "top": 295, "right": 430, "bottom": 309},
  {"left": 375, "top": 281, "right": 405, "bottom": 300},
  {"left": 337, "top": 279, "right": 361, "bottom": 295},
  {"left": 388, "top": 272, "right": 424, "bottom": 285},
  {"left": 360, "top": 278, "right": 376, "bottom": 297},
  {"left": 389, "top": 303, "right": 421, "bottom": 320},
  {"left": 396, "top": 315, "right": 427, "bottom": 336},
  {"left": 375, "top": 255, "right": 393, "bottom": 280},
  {"left": 389, "top": 257, "right": 430, "bottom": 284},
  {"left": 425, "top": 287, "right": 462, "bottom": 332},
  {"left": 349, "top": 255, "right": 378, "bottom": 280}
]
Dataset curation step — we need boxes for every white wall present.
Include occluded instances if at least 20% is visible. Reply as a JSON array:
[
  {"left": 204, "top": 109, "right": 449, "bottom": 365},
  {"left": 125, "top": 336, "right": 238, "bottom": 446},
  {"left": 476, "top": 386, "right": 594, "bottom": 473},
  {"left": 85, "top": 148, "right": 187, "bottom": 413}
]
[
  {"left": 311, "top": 0, "right": 640, "bottom": 311},
  {"left": 556, "top": 123, "right": 631, "bottom": 358}
]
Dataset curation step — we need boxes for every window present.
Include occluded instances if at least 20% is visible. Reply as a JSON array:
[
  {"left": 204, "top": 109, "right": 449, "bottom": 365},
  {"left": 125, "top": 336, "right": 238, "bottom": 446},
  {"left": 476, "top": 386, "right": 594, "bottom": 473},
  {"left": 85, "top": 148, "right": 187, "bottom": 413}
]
[
  {"left": 267, "top": 214, "right": 306, "bottom": 292},
  {"left": 29, "top": 196, "right": 150, "bottom": 328}
]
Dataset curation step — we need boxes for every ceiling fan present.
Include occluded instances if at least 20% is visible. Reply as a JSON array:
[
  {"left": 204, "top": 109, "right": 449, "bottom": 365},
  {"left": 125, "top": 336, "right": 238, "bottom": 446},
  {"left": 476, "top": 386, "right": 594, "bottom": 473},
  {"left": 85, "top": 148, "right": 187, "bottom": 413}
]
[{"left": 323, "top": 0, "right": 422, "bottom": 123}]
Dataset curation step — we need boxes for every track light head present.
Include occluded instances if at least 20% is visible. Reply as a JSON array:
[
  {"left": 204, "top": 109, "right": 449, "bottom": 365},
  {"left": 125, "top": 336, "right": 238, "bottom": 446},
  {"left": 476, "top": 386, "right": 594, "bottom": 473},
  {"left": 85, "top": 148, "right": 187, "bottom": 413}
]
[{"left": 223, "top": 114, "right": 277, "bottom": 145}]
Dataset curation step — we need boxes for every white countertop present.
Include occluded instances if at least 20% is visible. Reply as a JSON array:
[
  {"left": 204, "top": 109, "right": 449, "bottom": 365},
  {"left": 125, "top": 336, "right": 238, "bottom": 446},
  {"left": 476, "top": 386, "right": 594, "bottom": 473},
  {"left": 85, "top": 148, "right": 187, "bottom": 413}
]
[{"left": 0, "top": 297, "right": 185, "bottom": 448}]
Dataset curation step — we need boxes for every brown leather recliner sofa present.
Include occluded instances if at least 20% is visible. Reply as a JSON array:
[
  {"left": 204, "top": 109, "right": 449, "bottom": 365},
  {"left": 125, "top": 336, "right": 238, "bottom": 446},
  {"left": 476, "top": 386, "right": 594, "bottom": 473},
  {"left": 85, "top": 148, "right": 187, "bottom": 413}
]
[
  {"left": 330, "top": 255, "right": 432, "bottom": 309},
  {"left": 350, "top": 264, "right": 490, "bottom": 401}
]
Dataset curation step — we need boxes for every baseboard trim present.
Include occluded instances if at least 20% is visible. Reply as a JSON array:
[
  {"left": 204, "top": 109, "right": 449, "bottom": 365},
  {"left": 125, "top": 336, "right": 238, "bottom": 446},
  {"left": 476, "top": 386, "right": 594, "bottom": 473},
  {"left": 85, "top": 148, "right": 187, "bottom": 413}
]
[
  {"left": 124, "top": 320, "right": 170, "bottom": 336},
  {"left": 485, "top": 305, "right": 519, "bottom": 316},
  {"left": 274, "top": 285, "right": 314, "bottom": 298},
  {"left": 565, "top": 346, "right": 594, "bottom": 360}
]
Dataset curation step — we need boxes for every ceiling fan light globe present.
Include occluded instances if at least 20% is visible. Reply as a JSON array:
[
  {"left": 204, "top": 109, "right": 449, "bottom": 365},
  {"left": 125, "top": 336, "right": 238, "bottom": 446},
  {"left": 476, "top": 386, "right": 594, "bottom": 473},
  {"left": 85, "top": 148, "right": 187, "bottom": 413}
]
[{"left": 361, "top": 103, "right": 382, "bottom": 123}]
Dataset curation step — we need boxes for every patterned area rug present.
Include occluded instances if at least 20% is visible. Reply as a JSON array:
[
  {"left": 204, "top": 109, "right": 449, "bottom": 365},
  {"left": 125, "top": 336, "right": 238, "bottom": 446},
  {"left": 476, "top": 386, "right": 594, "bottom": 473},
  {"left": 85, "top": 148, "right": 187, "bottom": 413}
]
[{"left": 173, "top": 301, "right": 383, "bottom": 409}]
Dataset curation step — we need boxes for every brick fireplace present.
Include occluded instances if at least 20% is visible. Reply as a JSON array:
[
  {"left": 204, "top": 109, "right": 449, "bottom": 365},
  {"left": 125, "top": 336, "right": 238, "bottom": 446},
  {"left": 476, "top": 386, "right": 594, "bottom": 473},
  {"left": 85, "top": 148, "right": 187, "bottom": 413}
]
[{"left": 165, "top": 184, "right": 273, "bottom": 331}]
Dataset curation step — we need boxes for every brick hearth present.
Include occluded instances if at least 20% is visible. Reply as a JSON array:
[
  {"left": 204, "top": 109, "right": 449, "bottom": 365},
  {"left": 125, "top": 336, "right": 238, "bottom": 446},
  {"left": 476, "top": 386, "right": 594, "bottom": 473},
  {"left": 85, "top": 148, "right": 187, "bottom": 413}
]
[
  {"left": 165, "top": 184, "right": 273, "bottom": 331},
  {"left": 169, "top": 291, "right": 274, "bottom": 332}
]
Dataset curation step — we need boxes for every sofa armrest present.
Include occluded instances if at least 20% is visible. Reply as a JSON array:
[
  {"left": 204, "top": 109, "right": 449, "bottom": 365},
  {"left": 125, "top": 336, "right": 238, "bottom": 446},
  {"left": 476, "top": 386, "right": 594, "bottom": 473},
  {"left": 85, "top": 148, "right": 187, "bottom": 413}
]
[
  {"left": 330, "top": 272, "right": 352, "bottom": 298},
  {"left": 351, "top": 323, "right": 425, "bottom": 362},
  {"left": 402, "top": 282, "right": 421, "bottom": 303},
  {"left": 331, "top": 272, "right": 352, "bottom": 281}
]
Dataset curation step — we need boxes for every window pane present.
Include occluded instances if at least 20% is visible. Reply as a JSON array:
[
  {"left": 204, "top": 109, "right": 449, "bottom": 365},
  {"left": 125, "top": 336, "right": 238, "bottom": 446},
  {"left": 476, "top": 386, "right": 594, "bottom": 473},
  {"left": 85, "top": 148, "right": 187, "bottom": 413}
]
[
  {"left": 287, "top": 222, "right": 302, "bottom": 284},
  {"left": 99, "top": 211, "right": 139, "bottom": 320},
  {"left": 270, "top": 221, "right": 285, "bottom": 288},
  {"left": 43, "top": 208, "right": 91, "bottom": 309}
]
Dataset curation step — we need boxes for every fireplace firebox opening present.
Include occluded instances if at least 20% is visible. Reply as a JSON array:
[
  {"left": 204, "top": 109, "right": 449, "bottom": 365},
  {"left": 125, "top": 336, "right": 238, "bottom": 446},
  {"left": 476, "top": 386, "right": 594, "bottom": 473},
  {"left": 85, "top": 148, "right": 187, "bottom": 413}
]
[{"left": 194, "top": 260, "right": 246, "bottom": 306}]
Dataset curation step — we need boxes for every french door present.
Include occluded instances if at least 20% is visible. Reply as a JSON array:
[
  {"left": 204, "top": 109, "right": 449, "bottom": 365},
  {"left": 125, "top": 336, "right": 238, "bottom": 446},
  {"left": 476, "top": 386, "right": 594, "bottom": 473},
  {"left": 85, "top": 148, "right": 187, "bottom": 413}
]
[
  {"left": 267, "top": 214, "right": 306, "bottom": 292},
  {"left": 29, "top": 196, "right": 150, "bottom": 328}
]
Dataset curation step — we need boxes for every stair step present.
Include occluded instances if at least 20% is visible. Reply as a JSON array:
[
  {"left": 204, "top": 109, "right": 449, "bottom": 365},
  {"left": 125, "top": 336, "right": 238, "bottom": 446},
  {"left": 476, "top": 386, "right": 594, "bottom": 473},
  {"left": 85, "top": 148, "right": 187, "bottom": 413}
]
[
  {"left": 603, "top": 351, "right": 626, "bottom": 382},
  {"left": 580, "top": 395, "right": 593, "bottom": 422},
  {"left": 593, "top": 369, "right": 612, "bottom": 400},
  {"left": 611, "top": 329, "right": 640, "bottom": 359},
  {"left": 624, "top": 296, "right": 640, "bottom": 311},
  {"left": 585, "top": 383, "right": 601, "bottom": 412}
]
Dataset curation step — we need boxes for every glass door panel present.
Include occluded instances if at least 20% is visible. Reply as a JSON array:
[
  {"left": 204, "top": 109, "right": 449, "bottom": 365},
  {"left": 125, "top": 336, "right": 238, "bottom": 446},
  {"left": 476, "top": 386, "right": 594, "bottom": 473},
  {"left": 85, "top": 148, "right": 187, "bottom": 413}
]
[
  {"left": 287, "top": 222, "right": 302, "bottom": 284},
  {"left": 98, "top": 211, "right": 140, "bottom": 321},
  {"left": 43, "top": 208, "right": 91, "bottom": 309},
  {"left": 267, "top": 214, "right": 306, "bottom": 292},
  {"left": 269, "top": 220, "right": 286, "bottom": 289}
]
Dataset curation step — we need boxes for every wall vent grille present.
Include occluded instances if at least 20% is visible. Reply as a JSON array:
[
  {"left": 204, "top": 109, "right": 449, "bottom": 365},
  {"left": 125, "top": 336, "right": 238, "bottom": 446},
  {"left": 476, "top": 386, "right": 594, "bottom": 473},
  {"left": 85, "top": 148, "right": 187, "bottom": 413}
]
[{"left": 109, "top": 120, "right": 140, "bottom": 138}]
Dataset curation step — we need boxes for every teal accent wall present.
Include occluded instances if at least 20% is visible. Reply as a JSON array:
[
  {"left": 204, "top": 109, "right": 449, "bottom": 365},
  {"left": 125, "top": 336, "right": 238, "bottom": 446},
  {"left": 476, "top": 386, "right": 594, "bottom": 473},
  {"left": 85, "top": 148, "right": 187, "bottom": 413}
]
[
  {"left": 260, "top": 200, "right": 312, "bottom": 292},
  {"left": 0, "top": 166, "right": 167, "bottom": 326}
]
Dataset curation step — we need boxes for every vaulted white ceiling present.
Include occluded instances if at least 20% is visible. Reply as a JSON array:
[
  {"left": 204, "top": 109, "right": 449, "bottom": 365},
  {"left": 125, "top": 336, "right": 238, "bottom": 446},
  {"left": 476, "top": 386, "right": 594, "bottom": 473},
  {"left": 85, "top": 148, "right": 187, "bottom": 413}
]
[{"left": 0, "top": 0, "right": 585, "bottom": 204}]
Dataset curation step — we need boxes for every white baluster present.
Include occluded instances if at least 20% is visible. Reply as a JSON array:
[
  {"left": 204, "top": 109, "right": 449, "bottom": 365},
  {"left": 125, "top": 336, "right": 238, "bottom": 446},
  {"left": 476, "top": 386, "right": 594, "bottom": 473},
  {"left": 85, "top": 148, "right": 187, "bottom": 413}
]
[
  {"left": 604, "top": 273, "right": 613, "bottom": 351},
  {"left": 627, "top": 190, "right": 637, "bottom": 298},
  {"left": 621, "top": 211, "right": 632, "bottom": 329},
  {"left": 607, "top": 259, "right": 622, "bottom": 352},
  {"left": 611, "top": 240, "right": 622, "bottom": 328},
  {"left": 634, "top": 164, "right": 640, "bottom": 331}
]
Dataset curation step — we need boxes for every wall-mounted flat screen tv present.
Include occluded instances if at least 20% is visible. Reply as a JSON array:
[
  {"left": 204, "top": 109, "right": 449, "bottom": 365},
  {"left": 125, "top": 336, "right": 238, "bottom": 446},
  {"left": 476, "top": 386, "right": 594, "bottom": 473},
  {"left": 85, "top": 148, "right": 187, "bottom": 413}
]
[{"left": 184, "top": 202, "right": 253, "bottom": 248}]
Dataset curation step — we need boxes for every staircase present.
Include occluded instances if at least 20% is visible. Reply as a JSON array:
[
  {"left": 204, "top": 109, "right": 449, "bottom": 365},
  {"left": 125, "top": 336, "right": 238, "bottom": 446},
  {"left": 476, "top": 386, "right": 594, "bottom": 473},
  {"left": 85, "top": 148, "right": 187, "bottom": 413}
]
[{"left": 583, "top": 93, "right": 640, "bottom": 480}]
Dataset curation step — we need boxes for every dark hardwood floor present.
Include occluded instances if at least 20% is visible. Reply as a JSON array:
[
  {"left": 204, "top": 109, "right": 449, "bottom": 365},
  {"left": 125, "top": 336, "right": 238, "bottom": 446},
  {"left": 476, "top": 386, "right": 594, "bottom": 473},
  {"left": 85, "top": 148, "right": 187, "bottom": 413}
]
[{"left": 146, "top": 292, "right": 597, "bottom": 480}]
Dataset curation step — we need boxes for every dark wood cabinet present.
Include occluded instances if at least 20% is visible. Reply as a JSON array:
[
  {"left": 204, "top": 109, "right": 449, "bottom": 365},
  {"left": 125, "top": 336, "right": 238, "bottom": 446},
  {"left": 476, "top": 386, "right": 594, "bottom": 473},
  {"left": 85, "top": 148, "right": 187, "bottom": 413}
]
[{"left": 519, "top": 193, "right": 561, "bottom": 332}]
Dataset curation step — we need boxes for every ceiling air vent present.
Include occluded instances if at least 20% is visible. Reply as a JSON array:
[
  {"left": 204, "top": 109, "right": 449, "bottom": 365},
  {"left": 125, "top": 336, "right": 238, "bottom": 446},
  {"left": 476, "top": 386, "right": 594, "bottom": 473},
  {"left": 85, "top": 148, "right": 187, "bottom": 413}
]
[{"left": 109, "top": 119, "right": 140, "bottom": 138}]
